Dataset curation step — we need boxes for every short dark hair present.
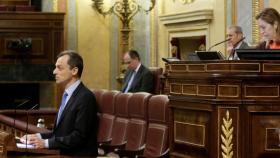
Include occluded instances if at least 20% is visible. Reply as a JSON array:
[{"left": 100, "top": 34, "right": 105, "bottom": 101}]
[
  {"left": 128, "top": 49, "right": 140, "bottom": 61},
  {"left": 57, "top": 50, "right": 84, "bottom": 77}
]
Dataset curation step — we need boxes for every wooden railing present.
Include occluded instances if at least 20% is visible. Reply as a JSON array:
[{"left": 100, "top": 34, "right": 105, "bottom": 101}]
[{"left": 0, "top": 109, "right": 57, "bottom": 137}]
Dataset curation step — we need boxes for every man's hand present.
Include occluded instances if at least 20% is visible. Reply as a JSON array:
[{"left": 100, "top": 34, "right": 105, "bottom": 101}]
[
  {"left": 20, "top": 134, "right": 45, "bottom": 149},
  {"left": 20, "top": 134, "right": 38, "bottom": 144},
  {"left": 28, "top": 137, "right": 45, "bottom": 149}
]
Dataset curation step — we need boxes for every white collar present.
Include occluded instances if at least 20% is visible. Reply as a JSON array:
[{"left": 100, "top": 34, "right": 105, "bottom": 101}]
[{"left": 134, "top": 63, "right": 141, "bottom": 73}]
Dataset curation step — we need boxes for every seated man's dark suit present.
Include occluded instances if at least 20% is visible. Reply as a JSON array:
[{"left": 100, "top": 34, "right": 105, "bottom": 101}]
[
  {"left": 41, "top": 82, "right": 98, "bottom": 156},
  {"left": 122, "top": 65, "right": 154, "bottom": 93},
  {"left": 230, "top": 41, "right": 251, "bottom": 60}
]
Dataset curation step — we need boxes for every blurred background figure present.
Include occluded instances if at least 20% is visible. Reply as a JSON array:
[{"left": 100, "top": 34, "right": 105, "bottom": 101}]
[
  {"left": 121, "top": 49, "right": 154, "bottom": 93},
  {"left": 170, "top": 38, "right": 181, "bottom": 59}
]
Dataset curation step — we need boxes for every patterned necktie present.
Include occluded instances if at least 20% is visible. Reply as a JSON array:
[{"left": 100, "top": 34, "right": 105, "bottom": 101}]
[
  {"left": 56, "top": 92, "right": 68, "bottom": 124},
  {"left": 124, "top": 71, "right": 136, "bottom": 93}
]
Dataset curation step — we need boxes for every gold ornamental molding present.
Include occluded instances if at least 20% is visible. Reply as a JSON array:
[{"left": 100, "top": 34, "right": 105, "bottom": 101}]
[
  {"left": 252, "top": 0, "right": 260, "bottom": 45},
  {"left": 173, "top": 0, "right": 195, "bottom": 4},
  {"left": 53, "top": 0, "right": 58, "bottom": 12},
  {"left": 159, "top": 9, "right": 213, "bottom": 25},
  {"left": 221, "top": 110, "right": 234, "bottom": 158}
]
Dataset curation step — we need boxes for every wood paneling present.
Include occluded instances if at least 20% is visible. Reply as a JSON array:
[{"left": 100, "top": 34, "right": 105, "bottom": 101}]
[
  {"left": 0, "top": 12, "right": 64, "bottom": 64},
  {"left": 165, "top": 60, "right": 280, "bottom": 158}
]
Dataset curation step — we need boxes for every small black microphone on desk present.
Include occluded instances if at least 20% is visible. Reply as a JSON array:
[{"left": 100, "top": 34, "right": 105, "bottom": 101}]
[
  {"left": 208, "top": 38, "right": 231, "bottom": 51},
  {"left": 13, "top": 100, "right": 30, "bottom": 137},
  {"left": 25, "top": 104, "right": 39, "bottom": 149}
]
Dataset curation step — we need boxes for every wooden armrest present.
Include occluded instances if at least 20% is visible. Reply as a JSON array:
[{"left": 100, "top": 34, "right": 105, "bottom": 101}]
[
  {"left": 115, "top": 145, "right": 145, "bottom": 158},
  {"left": 159, "top": 148, "right": 169, "bottom": 158},
  {"left": 98, "top": 138, "right": 112, "bottom": 146},
  {"left": 99, "top": 141, "right": 126, "bottom": 154},
  {"left": 136, "top": 148, "right": 169, "bottom": 158}
]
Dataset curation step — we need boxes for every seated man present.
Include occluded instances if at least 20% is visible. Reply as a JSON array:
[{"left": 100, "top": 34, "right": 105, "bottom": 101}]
[
  {"left": 226, "top": 25, "right": 250, "bottom": 60},
  {"left": 20, "top": 50, "right": 98, "bottom": 157},
  {"left": 121, "top": 49, "right": 154, "bottom": 93}
]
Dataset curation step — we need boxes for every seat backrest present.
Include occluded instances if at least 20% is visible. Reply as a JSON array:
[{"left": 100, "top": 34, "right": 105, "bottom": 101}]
[
  {"left": 0, "top": 5, "right": 9, "bottom": 11},
  {"left": 125, "top": 92, "right": 152, "bottom": 150},
  {"left": 91, "top": 89, "right": 106, "bottom": 111},
  {"left": 99, "top": 90, "right": 119, "bottom": 114},
  {"left": 143, "top": 95, "right": 169, "bottom": 157},
  {"left": 149, "top": 67, "right": 163, "bottom": 94},
  {"left": 110, "top": 93, "right": 132, "bottom": 146},
  {"left": 97, "top": 90, "right": 119, "bottom": 143}
]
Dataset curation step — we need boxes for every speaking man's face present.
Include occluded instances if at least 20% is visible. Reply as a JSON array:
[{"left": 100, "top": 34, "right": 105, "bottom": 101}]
[{"left": 53, "top": 55, "right": 75, "bottom": 87}]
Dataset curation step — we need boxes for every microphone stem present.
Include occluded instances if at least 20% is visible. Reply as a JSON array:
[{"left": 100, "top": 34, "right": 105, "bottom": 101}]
[
  {"left": 26, "top": 110, "right": 28, "bottom": 150},
  {"left": 13, "top": 109, "right": 16, "bottom": 136}
]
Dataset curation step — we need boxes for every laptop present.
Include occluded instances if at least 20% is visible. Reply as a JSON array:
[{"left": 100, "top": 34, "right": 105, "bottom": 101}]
[
  {"left": 162, "top": 57, "right": 180, "bottom": 63},
  {"left": 236, "top": 49, "right": 280, "bottom": 60},
  {"left": 195, "top": 51, "right": 225, "bottom": 60}
]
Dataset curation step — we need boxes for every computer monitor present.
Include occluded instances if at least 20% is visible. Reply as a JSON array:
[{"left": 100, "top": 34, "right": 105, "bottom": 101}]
[
  {"left": 195, "top": 51, "right": 224, "bottom": 60},
  {"left": 188, "top": 52, "right": 200, "bottom": 61},
  {"left": 236, "top": 49, "right": 280, "bottom": 60},
  {"left": 162, "top": 57, "right": 180, "bottom": 63}
]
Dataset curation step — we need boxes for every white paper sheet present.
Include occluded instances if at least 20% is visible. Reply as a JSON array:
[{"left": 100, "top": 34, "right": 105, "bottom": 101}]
[{"left": 16, "top": 143, "right": 35, "bottom": 149}]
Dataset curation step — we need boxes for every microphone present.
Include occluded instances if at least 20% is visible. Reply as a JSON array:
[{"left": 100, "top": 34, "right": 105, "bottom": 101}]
[
  {"left": 13, "top": 100, "right": 30, "bottom": 137},
  {"left": 25, "top": 104, "right": 39, "bottom": 149},
  {"left": 228, "top": 37, "right": 246, "bottom": 60},
  {"left": 235, "top": 37, "right": 246, "bottom": 47},
  {"left": 208, "top": 38, "right": 231, "bottom": 51}
]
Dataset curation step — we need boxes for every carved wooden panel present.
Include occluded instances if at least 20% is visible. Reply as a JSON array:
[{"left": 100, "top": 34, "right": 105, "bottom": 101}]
[
  {"left": 188, "top": 64, "right": 205, "bottom": 72},
  {"left": 263, "top": 63, "right": 280, "bottom": 72},
  {"left": 198, "top": 85, "right": 216, "bottom": 97},
  {"left": 206, "top": 63, "right": 260, "bottom": 72},
  {"left": 244, "top": 85, "right": 279, "bottom": 98},
  {"left": 0, "top": 12, "right": 64, "bottom": 64},
  {"left": 182, "top": 84, "right": 196, "bottom": 95},
  {"left": 165, "top": 60, "right": 280, "bottom": 158},
  {"left": 173, "top": 108, "right": 211, "bottom": 157},
  {"left": 170, "top": 64, "right": 187, "bottom": 72},
  {"left": 218, "top": 85, "right": 240, "bottom": 98},
  {"left": 0, "top": 0, "right": 29, "bottom": 6},
  {"left": 251, "top": 114, "right": 280, "bottom": 158}
]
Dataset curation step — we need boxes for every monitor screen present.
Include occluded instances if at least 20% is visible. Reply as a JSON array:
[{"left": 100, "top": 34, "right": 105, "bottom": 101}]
[
  {"left": 195, "top": 51, "right": 224, "bottom": 60},
  {"left": 162, "top": 57, "right": 180, "bottom": 63},
  {"left": 236, "top": 49, "right": 280, "bottom": 60}
]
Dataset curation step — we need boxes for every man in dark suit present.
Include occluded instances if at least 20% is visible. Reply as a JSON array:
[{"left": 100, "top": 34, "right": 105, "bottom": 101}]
[
  {"left": 226, "top": 25, "right": 250, "bottom": 60},
  {"left": 20, "top": 50, "right": 98, "bottom": 156},
  {"left": 121, "top": 49, "right": 154, "bottom": 93}
]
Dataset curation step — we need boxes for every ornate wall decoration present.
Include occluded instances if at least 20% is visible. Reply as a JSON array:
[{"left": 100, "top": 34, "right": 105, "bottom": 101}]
[
  {"left": 252, "top": 0, "right": 260, "bottom": 44},
  {"left": 221, "top": 110, "right": 234, "bottom": 158},
  {"left": 53, "top": 0, "right": 58, "bottom": 12},
  {"left": 176, "top": 0, "right": 195, "bottom": 4}
]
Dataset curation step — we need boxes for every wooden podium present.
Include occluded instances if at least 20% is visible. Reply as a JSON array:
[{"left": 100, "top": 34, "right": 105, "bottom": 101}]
[
  {"left": 164, "top": 60, "right": 280, "bottom": 158},
  {"left": 0, "top": 130, "right": 59, "bottom": 157}
]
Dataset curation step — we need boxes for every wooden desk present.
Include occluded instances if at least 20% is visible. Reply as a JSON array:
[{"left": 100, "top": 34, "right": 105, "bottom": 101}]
[
  {"left": 0, "top": 130, "right": 59, "bottom": 157},
  {"left": 164, "top": 60, "right": 280, "bottom": 158}
]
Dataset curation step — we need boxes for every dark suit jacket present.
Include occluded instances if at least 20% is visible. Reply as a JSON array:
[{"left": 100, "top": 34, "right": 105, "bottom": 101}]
[
  {"left": 121, "top": 64, "right": 154, "bottom": 93},
  {"left": 239, "top": 41, "right": 250, "bottom": 49},
  {"left": 41, "top": 82, "right": 98, "bottom": 156},
  {"left": 231, "top": 41, "right": 251, "bottom": 60}
]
